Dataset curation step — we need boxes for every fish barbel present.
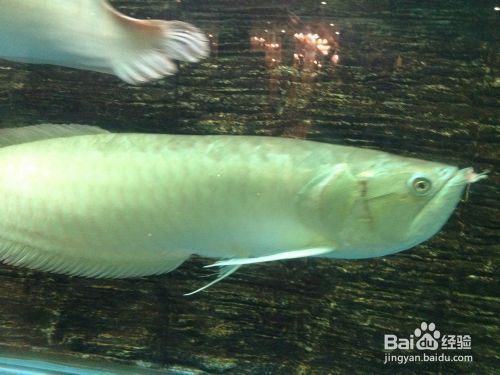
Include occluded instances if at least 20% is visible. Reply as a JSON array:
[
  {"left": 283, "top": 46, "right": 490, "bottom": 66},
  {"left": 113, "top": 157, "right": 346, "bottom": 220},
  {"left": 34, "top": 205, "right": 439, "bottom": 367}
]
[
  {"left": 0, "top": 0, "right": 209, "bottom": 83},
  {"left": 0, "top": 125, "right": 487, "bottom": 293}
]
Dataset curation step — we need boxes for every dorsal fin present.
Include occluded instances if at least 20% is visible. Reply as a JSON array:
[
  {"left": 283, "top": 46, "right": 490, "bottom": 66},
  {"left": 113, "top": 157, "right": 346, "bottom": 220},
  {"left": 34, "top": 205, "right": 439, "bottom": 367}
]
[{"left": 0, "top": 124, "right": 110, "bottom": 148}]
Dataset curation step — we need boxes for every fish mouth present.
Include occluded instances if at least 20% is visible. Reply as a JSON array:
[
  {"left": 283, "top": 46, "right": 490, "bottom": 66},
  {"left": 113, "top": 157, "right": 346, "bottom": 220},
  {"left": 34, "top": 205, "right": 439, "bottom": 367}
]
[
  {"left": 445, "top": 167, "right": 488, "bottom": 189},
  {"left": 408, "top": 167, "right": 487, "bottom": 246},
  {"left": 444, "top": 167, "right": 488, "bottom": 203}
]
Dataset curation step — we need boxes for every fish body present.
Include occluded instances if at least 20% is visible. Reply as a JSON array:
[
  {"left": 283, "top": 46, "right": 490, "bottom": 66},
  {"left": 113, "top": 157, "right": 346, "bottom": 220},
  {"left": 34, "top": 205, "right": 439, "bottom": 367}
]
[
  {"left": 0, "top": 0, "right": 209, "bottom": 83},
  {"left": 0, "top": 125, "right": 485, "bottom": 284}
]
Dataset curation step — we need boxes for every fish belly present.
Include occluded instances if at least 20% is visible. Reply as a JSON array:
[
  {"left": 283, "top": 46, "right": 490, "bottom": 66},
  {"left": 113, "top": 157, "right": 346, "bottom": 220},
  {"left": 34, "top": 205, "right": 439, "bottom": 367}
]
[{"left": 0, "top": 134, "right": 324, "bottom": 277}]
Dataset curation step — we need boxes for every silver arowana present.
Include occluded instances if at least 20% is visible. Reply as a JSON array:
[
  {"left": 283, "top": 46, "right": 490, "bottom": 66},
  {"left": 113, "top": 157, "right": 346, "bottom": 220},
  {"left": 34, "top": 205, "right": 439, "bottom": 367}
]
[
  {"left": 0, "top": 125, "right": 486, "bottom": 294},
  {"left": 0, "top": 0, "right": 209, "bottom": 84}
]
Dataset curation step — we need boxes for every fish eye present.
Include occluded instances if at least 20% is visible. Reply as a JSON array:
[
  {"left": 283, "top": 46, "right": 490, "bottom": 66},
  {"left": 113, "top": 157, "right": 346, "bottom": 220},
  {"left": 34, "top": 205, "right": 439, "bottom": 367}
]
[{"left": 410, "top": 176, "right": 432, "bottom": 195}]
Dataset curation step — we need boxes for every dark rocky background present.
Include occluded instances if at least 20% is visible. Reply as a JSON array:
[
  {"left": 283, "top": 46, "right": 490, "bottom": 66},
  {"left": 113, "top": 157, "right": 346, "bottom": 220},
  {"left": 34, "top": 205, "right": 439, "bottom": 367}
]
[{"left": 0, "top": 0, "right": 498, "bottom": 373}]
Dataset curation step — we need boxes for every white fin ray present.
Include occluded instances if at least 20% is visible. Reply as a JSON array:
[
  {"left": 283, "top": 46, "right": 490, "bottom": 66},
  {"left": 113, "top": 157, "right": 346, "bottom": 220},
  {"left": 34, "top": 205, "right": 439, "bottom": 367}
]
[
  {"left": 144, "top": 52, "right": 176, "bottom": 76},
  {"left": 113, "top": 53, "right": 178, "bottom": 84},
  {"left": 114, "top": 63, "right": 145, "bottom": 84},
  {"left": 0, "top": 124, "right": 109, "bottom": 148},
  {"left": 184, "top": 247, "right": 334, "bottom": 295},
  {"left": 205, "top": 247, "right": 335, "bottom": 268},
  {"left": 108, "top": 17, "right": 207, "bottom": 84},
  {"left": 161, "top": 21, "right": 210, "bottom": 63},
  {"left": 132, "top": 59, "right": 163, "bottom": 81},
  {"left": 184, "top": 265, "right": 241, "bottom": 296}
]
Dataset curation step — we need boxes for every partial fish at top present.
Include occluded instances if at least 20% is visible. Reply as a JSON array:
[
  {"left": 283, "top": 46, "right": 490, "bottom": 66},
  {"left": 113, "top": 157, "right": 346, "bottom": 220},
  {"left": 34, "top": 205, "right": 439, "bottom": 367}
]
[
  {"left": 0, "top": 125, "right": 487, "bottom": 294},
  {"left": 0, "top": 0, "right": 209, "bottom": 84}
]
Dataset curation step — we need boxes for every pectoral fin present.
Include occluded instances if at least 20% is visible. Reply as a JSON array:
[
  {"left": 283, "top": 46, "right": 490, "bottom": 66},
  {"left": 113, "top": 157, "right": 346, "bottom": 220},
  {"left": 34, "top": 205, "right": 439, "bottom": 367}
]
[
  {"left": 184, "top": 265, "right": 241, "bottom": 296},
  {"left": 205, "top": 247, "right": 335, "bottom": 267},
  {"left": 185, "top": 247, "right": 334, "bottom": 295}
]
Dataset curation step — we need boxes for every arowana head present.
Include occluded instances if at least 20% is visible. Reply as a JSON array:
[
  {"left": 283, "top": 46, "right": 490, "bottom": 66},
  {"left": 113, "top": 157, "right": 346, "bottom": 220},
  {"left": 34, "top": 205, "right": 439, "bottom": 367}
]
[{"left": 318, "top": 150, "right": 487, "bottom": 258}]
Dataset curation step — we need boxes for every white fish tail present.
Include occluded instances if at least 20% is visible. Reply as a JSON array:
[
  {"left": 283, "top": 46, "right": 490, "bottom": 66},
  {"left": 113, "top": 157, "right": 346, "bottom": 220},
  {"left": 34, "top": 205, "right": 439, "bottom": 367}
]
[
  {"left": 0, "top": 1, "right": 209, "bottom": 84},
  {"left": 107, "top": 6, "right": 209, "bottom": 83}
]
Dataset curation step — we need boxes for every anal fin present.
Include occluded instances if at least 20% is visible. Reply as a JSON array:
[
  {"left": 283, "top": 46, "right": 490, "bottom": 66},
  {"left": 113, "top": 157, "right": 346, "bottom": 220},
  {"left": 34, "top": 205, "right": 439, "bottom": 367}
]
[{"left": 0, "top": 236, "right": 188, "bottom": 279}]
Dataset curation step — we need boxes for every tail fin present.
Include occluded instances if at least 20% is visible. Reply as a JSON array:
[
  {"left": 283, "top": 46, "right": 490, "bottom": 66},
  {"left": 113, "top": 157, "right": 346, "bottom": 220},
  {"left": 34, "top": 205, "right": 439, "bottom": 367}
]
[
  {"left": 106, "top": 5, "right": 209, "bottom": 84},
  {"left": 160, "top": 21, "right": 210, "bottom": 63}
]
